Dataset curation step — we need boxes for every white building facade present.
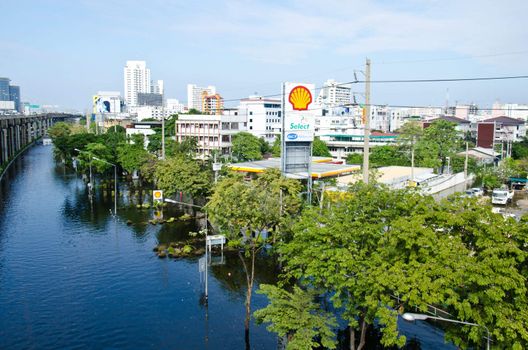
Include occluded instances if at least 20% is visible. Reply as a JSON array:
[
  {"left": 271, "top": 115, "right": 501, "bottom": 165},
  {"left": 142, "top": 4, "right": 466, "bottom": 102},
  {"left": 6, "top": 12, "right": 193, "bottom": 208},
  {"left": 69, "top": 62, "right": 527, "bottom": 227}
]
[
  {"left": 315, "top": 79, "right": 352, "bottom": 108},
  {"left": 176, "top": 111, "right": 246, "bottom": 158},
  {"left": 124, "top": 60, "right": 151, "bottom": 107},
  {"left": 186, "top": 84, "right": 216, "bottom": 112},
  {"left": 238, "top": 96, "right": 282, "bottom": 143}
]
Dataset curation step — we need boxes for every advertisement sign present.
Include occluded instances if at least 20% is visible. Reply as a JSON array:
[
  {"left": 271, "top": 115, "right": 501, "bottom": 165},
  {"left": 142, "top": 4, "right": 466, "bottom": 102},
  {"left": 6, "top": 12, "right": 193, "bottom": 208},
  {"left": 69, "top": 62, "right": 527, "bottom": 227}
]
[{"left": 283, "top": 82, "right": 315, "bottom": 142}]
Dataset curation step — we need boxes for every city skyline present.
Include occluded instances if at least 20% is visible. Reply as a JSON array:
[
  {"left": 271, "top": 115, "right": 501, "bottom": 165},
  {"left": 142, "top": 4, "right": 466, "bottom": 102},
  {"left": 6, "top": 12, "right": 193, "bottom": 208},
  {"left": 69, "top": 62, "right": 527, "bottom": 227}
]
[{"left": 1, "top": 0, "right": 528, "bottom": 111}]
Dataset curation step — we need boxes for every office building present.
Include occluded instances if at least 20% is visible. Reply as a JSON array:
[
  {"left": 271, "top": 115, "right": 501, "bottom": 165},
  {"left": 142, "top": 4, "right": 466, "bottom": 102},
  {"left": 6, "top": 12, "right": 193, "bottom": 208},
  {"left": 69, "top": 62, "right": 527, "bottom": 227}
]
[
  {"left": 0, "top": 78, "right": 11, "bottom": 102},
  {"left": 315, "top": 79, "right": 351, "bottom": 108},
  {"left": 238, "top": 96, "right": 282, "bottom": 143},
  {"left": 187, "top": 84, "right": 216, "bottom": 111},
  {"left": 176, "top": 110, "right": 246, "bottom": 158},
  {"left": 124, "top": 61, "right": 151, "bottom": 107},
  {"left": 9, "top": 85, "right": 21, "bottom": 112}
]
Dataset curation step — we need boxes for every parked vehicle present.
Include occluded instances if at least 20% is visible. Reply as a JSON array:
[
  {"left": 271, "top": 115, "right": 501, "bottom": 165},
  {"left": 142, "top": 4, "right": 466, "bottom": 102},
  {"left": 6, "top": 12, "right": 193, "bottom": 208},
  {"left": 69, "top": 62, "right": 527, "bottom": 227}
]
[
  {"left": 491, "top": 189, "right": 514, "bottom": 205},
  {"left": 470, "top": 188, "right": 484, "bottom": 197}
]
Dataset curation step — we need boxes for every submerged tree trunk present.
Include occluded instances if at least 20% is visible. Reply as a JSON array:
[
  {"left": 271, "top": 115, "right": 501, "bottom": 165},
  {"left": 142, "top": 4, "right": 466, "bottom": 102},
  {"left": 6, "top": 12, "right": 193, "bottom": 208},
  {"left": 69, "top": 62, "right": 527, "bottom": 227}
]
[
  {"left": 357, "top": 316, "right": 367, "bottom": 350},
  {"left": 239, "top": 244, "right": 256, "bottom": 350},
  {"left": 350, "top": 326, "right": 356, "bottom": 350}
]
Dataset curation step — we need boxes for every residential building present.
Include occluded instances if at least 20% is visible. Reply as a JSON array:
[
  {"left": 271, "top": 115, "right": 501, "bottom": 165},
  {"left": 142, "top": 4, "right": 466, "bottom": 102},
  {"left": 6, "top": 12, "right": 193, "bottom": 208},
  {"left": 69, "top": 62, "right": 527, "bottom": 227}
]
[
  {"left": 166, "top": 99, "right": 185, "bottom": 114},
  {"left": 151, "top": 80, "right": 164, "bottom": 95},
  {"left": 423, "top": 115, "right": 471, "bottom": 134},
  {"left": 202, "top": 92, "right": 223, "bottom": 115},
  {"left": 238, "top": 96, "right": 282, "bottom": 143},
  {"left": 124, "top": 60, "right": 151, "bottom": 107},
  {"left": 491, "top": 102, "right": 528, "bottom": 122},
  {"left": 187, "top": 84, "right": 216, "bottom": 111},
  {"left": 369, "top": 105, "right": 390, "bottom": 132},
  {"left": 315, "top": 79, "right": 351, "bottom": 108},
  {"left": 479, "top": 116, "right": 526, "bottom": 143},
  {"left": 132, "top": 105, "right": 172, "bottom": 121},
  {"left": 176, "top": 110, "right": 246, "bottom": 158}
]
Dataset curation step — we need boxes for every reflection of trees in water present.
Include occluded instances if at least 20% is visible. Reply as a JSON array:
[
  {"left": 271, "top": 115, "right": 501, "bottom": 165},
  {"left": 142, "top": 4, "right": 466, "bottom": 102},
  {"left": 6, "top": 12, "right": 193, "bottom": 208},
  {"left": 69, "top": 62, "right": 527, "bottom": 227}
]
[
  {"left": 209, "top": 251, "right": 280, "bottom": 299},
  {"left": 336, "top": 325, "right": 423, "bottom": 350}
]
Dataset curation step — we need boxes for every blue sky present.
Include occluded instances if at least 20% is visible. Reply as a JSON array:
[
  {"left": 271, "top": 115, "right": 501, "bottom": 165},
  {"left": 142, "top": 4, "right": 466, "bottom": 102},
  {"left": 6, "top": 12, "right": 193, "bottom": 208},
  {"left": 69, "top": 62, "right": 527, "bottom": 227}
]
[{"left": 2, "top": 0, "right": 528, "bottom": 111}]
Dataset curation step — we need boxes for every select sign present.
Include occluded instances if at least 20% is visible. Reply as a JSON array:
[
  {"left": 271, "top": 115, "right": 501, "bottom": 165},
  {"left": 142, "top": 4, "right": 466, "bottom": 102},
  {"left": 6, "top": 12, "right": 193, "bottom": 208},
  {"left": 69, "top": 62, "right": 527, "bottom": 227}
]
[{"left": 283, "top": 82, "right": 315, "bottom": 142}]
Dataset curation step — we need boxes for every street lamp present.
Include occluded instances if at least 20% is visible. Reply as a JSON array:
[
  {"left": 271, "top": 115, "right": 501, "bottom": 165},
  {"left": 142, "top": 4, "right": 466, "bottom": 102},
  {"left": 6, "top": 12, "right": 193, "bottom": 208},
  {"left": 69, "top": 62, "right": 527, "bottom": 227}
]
[
  {"left": 92, "top": 156, "right": 117, "bottom": 216},
  {"left": 164, "top": 198, "right": 208, "bottom": 303},
  {"left": 402, "top": 313, "right": 490, "bottom": 350}
]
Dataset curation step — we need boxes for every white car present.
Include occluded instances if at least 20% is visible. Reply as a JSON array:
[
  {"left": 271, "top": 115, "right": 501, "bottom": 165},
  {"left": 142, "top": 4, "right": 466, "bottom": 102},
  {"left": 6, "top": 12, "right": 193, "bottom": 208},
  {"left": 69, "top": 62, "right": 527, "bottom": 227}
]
[
  {"left": 470, "top": 188, "right": 484, "bottom": 197},
  {"left": 491, "top": 189, "right": 514, "bottom": 205}
]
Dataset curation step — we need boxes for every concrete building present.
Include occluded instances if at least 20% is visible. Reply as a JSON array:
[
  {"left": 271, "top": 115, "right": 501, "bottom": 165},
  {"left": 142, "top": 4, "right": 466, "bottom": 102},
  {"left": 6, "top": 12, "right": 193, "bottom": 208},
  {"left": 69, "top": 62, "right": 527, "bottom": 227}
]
[
  {"left": 320, "top": 131, "right": 398, "bottom": 159},
  {"left": 9, "top": 85, "right": 21, "bottom": 113},
  {"left": 124, "top": 60, "right": 151, "bottom": 107},
  {"left": 176, "top": 110, "right": 246, "bottom": 158},
  {"left": 125, "top": 121, "right": 159, "bottom": 149},
  {"left": 480, "top": 116, "right": 526, "bottom": 143},
  {"left": 424, "top": 115, "right": 471, "bottom": 134},
  {"left": 0, "top": 77, "right": 10, "bottom": 102},
  {"left": 491, "top": 102, "right": 528, "bottom": 122},
  {"left": 150, "top": 80, "right": 164, "bottom": 95},
  {"left": 187, "top": 84, "right": 216, "bottom": 111},
  {"left": 0, "top": 77, "right": 22, "bottom": 113},
  {"left": 238, "top": 96, "right": 282, "bottom": 143},
  {"left": 166, "top": 99, "right": 185, "bottom": 114},
  {"left": 202, "top": 92, "right": 223, "bottom": 115},
  {"left": 315, "top": 79, "right": 351, "bottom": 108},
  {"left": 132, "top": 105, "right": 172, "bottom": 121}
]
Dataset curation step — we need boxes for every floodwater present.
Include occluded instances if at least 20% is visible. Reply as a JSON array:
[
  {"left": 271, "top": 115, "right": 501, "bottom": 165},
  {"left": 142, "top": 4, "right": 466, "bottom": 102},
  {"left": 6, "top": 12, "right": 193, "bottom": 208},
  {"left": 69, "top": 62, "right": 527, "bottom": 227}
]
[{"left": 0, "top": 145, "right": 455, "bottom": 349}]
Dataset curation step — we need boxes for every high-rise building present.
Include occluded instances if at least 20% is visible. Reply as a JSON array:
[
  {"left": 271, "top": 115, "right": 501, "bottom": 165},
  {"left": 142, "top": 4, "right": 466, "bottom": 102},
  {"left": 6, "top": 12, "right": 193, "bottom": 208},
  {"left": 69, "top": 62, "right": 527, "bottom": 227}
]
[
  {"left": 9, "top": 85, "right": 21, "bottom": 112},
  {"left": 137, "top": 93, "right": 163, "bottom": 107},
  {"left": 315, "top": 79, "right": 351, "bottom": 108},
  {"left": 151, "top": 80, "right": 164, "bottom": 95},
  {"left": 0, "top": 77, "right": 11, "bottom": 102},
  {"left": 124, "top": 61, "right": 151, "bottom": 107},
  {"left": 187, "top": 84, "right": 216, "bottom": 111}
]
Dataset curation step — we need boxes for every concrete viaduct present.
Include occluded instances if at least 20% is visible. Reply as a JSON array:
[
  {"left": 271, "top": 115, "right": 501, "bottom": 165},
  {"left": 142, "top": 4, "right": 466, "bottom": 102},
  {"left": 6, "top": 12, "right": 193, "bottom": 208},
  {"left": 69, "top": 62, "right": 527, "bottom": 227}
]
[{"left": 0, "top": 113, "right": 80, "bottom": 168}]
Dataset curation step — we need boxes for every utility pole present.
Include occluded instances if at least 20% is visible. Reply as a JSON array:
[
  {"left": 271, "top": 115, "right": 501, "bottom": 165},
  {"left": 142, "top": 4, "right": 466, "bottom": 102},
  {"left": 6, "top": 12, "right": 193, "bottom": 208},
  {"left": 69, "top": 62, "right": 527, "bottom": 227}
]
[
  {"left": 464, "top": 142, "right": 469, "bottom": 180},
  {"left": 161, "top": 105, "right": 166, "bottom": 160},
  {"left": 362, "top": 58, "right": 371, "bottom": 184},
  {"left": 411, "top": 137, "right": 415, "bottom": 182}
]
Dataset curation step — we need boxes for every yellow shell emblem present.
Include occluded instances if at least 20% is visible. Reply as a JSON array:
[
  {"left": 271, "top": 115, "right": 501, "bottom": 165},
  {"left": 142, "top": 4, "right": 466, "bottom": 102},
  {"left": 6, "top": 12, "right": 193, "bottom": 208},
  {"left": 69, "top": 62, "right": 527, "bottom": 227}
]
[{"left": 289, "top": 86, "right": 312, "bottom": 111}]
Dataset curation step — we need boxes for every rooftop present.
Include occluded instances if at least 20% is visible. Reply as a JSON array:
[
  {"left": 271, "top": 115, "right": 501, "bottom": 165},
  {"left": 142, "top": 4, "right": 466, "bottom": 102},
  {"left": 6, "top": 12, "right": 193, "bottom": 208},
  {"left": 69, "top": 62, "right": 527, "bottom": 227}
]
[
  {"left": 480, "top": 116, "right": 525, "bottom": 125},
  {"left": 229, "top": 157, "right": 359, "bottom": 179}
]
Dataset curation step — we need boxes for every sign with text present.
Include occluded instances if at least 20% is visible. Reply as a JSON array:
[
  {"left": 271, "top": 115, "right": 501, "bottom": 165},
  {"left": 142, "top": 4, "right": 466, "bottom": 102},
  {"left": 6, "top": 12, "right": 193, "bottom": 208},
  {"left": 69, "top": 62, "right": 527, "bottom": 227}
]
[{"left": 283, "top": 82, "right": 315, "bottom": 142}]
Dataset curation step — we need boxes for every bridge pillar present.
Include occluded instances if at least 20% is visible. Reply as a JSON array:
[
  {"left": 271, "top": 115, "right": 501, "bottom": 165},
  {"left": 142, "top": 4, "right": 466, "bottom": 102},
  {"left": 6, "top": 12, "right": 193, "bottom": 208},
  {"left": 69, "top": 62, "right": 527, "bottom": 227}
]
[{"left": 0, "top": 129, "right": 6, "bottom": 164}]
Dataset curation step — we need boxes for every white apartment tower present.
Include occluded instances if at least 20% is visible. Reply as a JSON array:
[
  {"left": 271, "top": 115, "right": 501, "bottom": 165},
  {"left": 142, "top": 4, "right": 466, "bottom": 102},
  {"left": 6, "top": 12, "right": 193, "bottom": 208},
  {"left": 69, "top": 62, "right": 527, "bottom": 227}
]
[
  {"left": 124, "top": 60, "right": 151, "bottom": 107},
  {"left": 151, "top": 80, "right": 164, "bottom": 95},
  {"left": 316, "top": 79, "right": 352, "bottom": 108},
  {"left": 239, "top": 96, "right": 282, "bottom": 143},
  {"left": 187, "top": 84, "right": 216, "bottom": 111}
]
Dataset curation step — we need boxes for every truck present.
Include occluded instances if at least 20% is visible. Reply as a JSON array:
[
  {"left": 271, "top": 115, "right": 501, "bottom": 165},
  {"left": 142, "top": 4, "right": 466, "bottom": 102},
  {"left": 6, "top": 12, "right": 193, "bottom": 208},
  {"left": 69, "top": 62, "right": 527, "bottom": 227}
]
[{"left": 491, "top": 189, "right": 514, "bottom": 205}]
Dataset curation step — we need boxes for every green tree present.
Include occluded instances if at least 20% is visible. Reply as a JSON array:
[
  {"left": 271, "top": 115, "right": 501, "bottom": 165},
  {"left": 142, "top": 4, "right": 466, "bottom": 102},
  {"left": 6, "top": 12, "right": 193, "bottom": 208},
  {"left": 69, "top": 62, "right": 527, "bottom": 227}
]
[
  {"left": 272, "top": 136, "right": 281, "bottom": 157},
  {"left": 312, "top": 138, "right": 331, "bottom": 157},
  {"left": 117, "top": 142, "right": 152, "bottom": 178},
  {"left": 254, "top": 285, "right": 337, "bottom": 350},
  {"left": 232, "top": 132, "right": 264, "bottom": 162},
  {"left": 154, "top": 156, "right": 211, "bottom": 199},
  {"left": 512, "top": 138, "right": 528, "bottom": 159},
  {"left": 397, "top": 121, "right": 423, "bottom": 168},
  {"left": 279, "top": 184, "right": 432, "bottom": 349},
  {"left": 187, "top": 108, "right": 202, "bottom": 115},
  {"left": 207, "top": 169, "right": 302, "bottom": 346},
  {"left": 167, "top": 137, "right": 198, "bottom": 159},
  {"left": 419, "top": 120, "right": 460, "bottom": 173}
]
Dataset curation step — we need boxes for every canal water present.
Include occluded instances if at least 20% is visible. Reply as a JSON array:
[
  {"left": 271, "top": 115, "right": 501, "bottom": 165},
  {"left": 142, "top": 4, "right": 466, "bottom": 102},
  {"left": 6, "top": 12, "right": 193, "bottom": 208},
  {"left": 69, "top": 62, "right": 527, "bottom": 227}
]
[
  {"left": 0, "top": 145, "right": 278, "bottom": 349},
  {"left": 0, "top": 145, "right": 456, "bottom": 349}
]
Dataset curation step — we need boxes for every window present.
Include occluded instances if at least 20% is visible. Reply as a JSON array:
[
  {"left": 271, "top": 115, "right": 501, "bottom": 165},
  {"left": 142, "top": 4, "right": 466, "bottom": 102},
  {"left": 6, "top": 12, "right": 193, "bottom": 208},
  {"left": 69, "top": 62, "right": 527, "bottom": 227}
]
[
  {"left": 249, "top": 111, "right": 253, "bottom": 115},
  {"left": 249, "top": 119, "right": 253, "bottom": 123},
  {"left": 250, "top": 126, "right": 253, "bottom": 130}
]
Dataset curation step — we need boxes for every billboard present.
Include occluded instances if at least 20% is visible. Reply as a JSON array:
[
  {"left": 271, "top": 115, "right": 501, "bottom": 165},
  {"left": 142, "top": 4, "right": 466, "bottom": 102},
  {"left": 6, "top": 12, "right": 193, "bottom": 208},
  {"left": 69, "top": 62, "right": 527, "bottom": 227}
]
[{"left": 283, "top": 83, "right": 315, "bottom": 142}]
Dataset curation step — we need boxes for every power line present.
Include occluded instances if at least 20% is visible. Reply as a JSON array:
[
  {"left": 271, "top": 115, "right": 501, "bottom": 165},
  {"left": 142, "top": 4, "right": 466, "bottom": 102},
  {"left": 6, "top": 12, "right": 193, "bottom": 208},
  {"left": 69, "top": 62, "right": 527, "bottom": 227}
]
[
  {"left": 354, "top": 75, "right": 528, "bottom": 84},
  {"left": 375, "top": 50, "right": 528, "bottom": 65}
]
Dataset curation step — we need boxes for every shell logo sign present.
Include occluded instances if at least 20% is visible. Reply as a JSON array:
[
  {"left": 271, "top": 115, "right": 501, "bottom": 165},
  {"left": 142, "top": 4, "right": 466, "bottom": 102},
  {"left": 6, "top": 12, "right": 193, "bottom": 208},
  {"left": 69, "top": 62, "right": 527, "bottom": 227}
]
[
  {"left": 288, "top": 85, "right": 312, "bottom": 111},
  {"left": 153, "top": 190, "right": 163, "bottom": 202}
]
